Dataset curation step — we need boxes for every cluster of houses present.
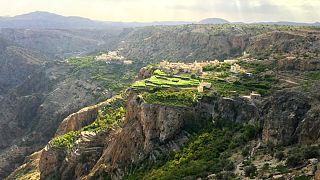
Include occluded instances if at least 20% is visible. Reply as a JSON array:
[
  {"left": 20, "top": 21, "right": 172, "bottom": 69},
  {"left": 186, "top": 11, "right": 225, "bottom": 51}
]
[
  {"left": 159, "top": 60, "right": 246, "bottom": 75},
  {"left": 95, "top": 51, "right": 133, "bottom": 65},
  {"left": 160, "top": 60, "right": 260, "bottom": 98},
  {"left": 159, "top": 60, "right": 217, "bottom": 74}
]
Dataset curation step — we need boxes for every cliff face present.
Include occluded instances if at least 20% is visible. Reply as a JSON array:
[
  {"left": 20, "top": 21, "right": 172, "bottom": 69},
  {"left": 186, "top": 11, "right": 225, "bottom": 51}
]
[
  {"left": 277, "top": 58, "right": 320, "bottom": 71},
  {"left": 38, "top": 91, "right": 260, "bottom": 179},
  {"left": 247, "top": 31, "right": 320, "bottom": 57},
  {"left": 118, "top": 26, "right": 249, "bottom": 62},
  {"left": 262, "top": 91, "right": 311, "bottom": 145},
  {"left": 36, "top": 86, "right": 320, "bottom": 179}
]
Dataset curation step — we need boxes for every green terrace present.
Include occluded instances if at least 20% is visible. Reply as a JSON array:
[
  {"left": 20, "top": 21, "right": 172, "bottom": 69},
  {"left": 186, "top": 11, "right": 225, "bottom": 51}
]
[
  {"left": 142, "top": 90, "right": 201, "bottom": 107},
  {"left": 132, "top": 69, "right": 200, "bottom": 90},
  {"left": 131, "top": 61, "right": 275, "bottom": 107},
  {"left": 51, "top": 96, "right": 126, "bottom": 150},
  {"left": 68, "top": 56, "right": 142, "bottom": 92}
]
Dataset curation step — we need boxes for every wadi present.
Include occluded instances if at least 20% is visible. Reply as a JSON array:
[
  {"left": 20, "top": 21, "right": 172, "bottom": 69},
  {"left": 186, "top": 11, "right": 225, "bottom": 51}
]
[{"left": 0, "top": 6, "right": 320, "bottom": 180}]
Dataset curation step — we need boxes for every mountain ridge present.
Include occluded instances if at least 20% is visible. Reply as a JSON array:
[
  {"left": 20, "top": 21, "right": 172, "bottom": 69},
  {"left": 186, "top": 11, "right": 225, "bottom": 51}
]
[{"left": 0, "top": 11, "right": 319, "bottom": 29}]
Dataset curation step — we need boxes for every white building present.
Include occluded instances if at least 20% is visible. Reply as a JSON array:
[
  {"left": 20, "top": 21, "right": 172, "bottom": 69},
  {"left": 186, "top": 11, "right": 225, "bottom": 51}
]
[
  {"left": 230, "top": 64, "right": 242, "bottom": 74},
  {"left": 250, "top": 91, "right": 261, "bottom": 100},
  {"left": 197, "top": 82, "right": 212, "bottom": 93}
]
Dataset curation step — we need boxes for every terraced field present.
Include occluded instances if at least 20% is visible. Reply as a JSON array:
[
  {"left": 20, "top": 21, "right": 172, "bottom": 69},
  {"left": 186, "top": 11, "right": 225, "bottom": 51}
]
[{"left": 132, "top": 70, "right": 200, "bottom": 90}]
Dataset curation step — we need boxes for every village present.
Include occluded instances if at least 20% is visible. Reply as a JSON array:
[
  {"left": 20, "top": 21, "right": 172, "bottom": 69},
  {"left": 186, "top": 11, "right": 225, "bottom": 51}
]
[
  {"left": 159, "top": 59, "right": 243, "bottom": 75},
  {"left": 139, "top": 59, "right": 262, "bottom": 100},
  {"left": 95, "top": 51, "right": 133, "bottom": 65}
]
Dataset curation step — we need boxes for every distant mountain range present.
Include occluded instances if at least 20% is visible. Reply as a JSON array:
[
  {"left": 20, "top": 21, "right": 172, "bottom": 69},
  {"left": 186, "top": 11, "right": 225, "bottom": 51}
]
[{"left": 0, "top": 11, "right": 319, "bottom": 29}]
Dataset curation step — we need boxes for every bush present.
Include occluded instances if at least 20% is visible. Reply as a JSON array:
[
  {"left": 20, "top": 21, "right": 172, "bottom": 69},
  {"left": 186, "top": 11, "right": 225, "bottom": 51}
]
[
  {"left": 303, "top": 147, "right": 319, "bottom": 159},
  {"left": 224, "top": 160, "right": 235, "bottom": 171},
  {"left": 51, "top": 131, "right": 80, "bottom": 149},
  {"left": 294, "top": 175, "right": 311, "bottom": 180},
  {"left": 216, "top": 172, "right": 236, "bottom": 180},
  {"left": 241, "top": 146, "right": 250, "bottom": 157},
  {"left": 262, "top": 163, "right": 270, "bottom": 171},
  {"left": 286, "top": 155, "right": 303, "bottom": 168},
  {"left": 275, "top": 151, "right": 285, "bottom": 161},
  {"left": 203, "top": 65, "right": 216, "bottom": 72},
  {"left": 244, "top": 164, "right": 257, "bottom": 177}
]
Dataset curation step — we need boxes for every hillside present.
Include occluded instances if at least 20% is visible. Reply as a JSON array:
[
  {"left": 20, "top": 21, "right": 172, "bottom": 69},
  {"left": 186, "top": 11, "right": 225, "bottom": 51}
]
[
  {"left": 0, "top": 11, "right": 110, "bottom": 29},
  {"left": 0, "top": 38, "right": 45, "bottom": 94},
  {"left": 115, "top": 25, "right": 320, "bottom": 63},
  {"left": 0, "top": 28, "right": 122, "bottom": 59},
  {"left": 16, "top": 52, "right": 319, "bottom": 179},
  {"left": 1, "top": 24, "right": 320, "bottom": 179}
]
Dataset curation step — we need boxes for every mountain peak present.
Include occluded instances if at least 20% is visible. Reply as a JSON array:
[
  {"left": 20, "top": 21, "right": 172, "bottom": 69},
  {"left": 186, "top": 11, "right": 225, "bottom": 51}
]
[
  {"left": 13, "top": 11, "right": 64, "bottom": 20},
  {"left": 199, "top": 18, "right": 230, "bottom": 24}
]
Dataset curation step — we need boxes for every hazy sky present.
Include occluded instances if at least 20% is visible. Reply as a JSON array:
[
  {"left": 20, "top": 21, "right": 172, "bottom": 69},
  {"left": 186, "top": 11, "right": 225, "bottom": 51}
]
[{"left": 0, "top": 0, "right": 319, "bottom": 22}]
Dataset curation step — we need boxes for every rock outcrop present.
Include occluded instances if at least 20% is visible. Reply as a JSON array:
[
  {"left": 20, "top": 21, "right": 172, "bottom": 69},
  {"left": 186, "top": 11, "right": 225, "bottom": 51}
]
[
  {"left": 39, "top": 90, "right": 261, "bottom": 179},
  {"left": 278, "top": 58, "right": 320, "bottom": 71},
  {"left": 262, "top": 91, "right": 311, "bottom": 145}
]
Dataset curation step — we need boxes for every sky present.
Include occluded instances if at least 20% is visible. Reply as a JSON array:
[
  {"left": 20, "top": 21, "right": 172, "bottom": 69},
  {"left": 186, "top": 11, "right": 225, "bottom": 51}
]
[{"left": 0, "top": 0, "right": 319, "bottom": 22}]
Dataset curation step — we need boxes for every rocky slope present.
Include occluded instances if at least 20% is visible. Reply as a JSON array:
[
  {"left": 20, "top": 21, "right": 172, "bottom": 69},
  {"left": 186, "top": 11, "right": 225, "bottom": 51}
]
[
  {"left": 0, "top": 28, "right": 121, "bottom": 59},
  {"left": 116, "top": 25, "right": 320, "bottom": 63},
  {"left": 3, "top": 24, "right": 320, "bottom": 179},
  {"left": 0, "top": 59, "right": 114, "bottom": 178},
  {"left": 0, "top": 38, "right": 45, "bottom": 95}
]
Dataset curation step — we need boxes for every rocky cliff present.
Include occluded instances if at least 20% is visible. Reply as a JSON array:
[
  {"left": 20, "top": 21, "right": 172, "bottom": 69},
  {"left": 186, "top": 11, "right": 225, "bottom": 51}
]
[{"left": 38, "top": 90, "right": 261, "bottom": 179}]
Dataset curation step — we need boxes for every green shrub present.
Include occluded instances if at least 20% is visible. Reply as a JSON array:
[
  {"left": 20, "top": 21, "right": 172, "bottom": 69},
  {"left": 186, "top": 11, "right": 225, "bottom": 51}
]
[
  {"left": 275, "top": 151, "right": 285, "bottom": 161},
  {"left": 294, "top": 175, "right": 311, "bottom": 180},
  {"left": 303, "top": 146, "right": 319, "bottom": 159},
  {"left": 244, "top": 164, "right": 257, "bottom": 177},
  {"left": 241, "top": 146, "right": 250, "bottom": 157},
  {"left": 203, "top": 65, "right": 217, "bottom": 72},
  {"left": 262, "top": 163, "right": 270, "bottom": 171},
  {"left": 51, "top": 131, "right": 80, "bottom": 149},
  {"left": 286, "top": 155, "right": 303, "bottom": 168},
  {"left": 275, "top": 165, "right": 289, "bottom": 174}
]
